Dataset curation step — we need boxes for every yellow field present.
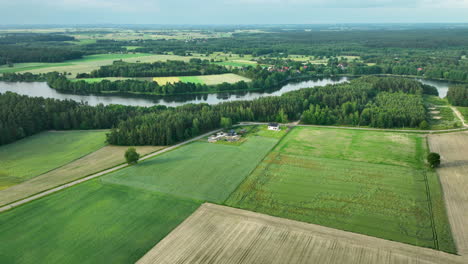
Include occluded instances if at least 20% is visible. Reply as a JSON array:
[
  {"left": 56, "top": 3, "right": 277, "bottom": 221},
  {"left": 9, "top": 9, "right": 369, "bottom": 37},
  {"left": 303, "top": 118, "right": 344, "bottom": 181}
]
[
  {"left": 0, "top": 145, "right": 162, "bottom": 207},
  {"left": 152, "top": 77, "right": 181, "bottom": 85}
]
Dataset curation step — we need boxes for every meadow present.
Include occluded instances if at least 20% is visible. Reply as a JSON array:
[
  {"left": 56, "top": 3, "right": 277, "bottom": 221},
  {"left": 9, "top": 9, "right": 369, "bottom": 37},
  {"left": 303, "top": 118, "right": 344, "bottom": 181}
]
[
  {"left": 0, "top": 180, "right": 200, "bottom": 264},
  {"left": 153, "top": 73, "right": 251, "bottom": 86},
  {"left": 226, "top": 127, "right": 455, "bottom": 252},
  {"left": 0, "top": 131, "right": 107, "bottom": 190},
  {"left": 0, "top": 145, "right": 162, "bottom": 207},
  {"left": 102, "top": 126, "right": 281, "bottom": 203},
  {"left": 457, "top": 106, "right": 468, "bottom": 120}
]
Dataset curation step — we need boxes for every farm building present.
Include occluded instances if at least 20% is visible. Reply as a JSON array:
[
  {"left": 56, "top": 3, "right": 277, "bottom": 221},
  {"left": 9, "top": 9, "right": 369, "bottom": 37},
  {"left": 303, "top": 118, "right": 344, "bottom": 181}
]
[
  {"left": 268, "top": 123, "right": 280, "bottom": 131},
  {"left": 208, "top": 130, "right": 240, "bottom": 142}
]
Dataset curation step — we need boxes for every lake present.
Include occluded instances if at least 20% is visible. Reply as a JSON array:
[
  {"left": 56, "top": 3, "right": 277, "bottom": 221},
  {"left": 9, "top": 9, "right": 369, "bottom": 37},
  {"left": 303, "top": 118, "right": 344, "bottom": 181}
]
[{"left": 0, "top": 77, "right": 453, "bottom": 107}]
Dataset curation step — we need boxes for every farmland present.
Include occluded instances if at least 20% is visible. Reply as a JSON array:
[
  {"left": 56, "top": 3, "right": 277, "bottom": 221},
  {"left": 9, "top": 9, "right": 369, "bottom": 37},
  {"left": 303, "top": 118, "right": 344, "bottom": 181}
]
[
  {"left": 0, "top": 145, "right": 162, "bottom": 207},
  {"left": 226, "top": 127, "right": 455, "bottom": 252},
  {"left": 153, "top": 73, "right": 251, "bottom": 85},
  {"left": 0, "top": 180, "right": 200, "bottom": 264},
  {"left": 0, "top": 131, "right": 107, "bottom": 190},
  {"left": 102, "top": 127, "right": 281, "bottom": 203},
  {"left": 429, "top": 131, "right": 468, "bottom": 255},
  {"left": 137, "top": 203, "right": 463, "bottom": 264}
]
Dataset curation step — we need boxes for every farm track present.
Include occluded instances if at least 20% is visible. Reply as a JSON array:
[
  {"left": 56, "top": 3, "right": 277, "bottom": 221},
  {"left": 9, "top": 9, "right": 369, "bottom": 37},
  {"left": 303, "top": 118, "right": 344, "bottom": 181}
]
[
  {"left": 0, "top": 128, "right": 221, "bottom": 213},
  {"left": 429, "top": 131, "right": 468, "bottom": 256},
  {"left": 137, "top": 203, "right": 465, "bottom": 264},
  {"left": 449, "top": 106, "right": 468, "bottom": 127}
]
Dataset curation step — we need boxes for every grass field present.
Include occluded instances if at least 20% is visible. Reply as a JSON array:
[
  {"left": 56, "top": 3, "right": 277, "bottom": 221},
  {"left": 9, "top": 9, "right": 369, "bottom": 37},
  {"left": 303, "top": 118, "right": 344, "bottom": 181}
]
[
  {"left": 424, "top": 95, "right": 461, "bottom": 129},
  {"left": 457, "top": 106, "right": 468, "bottom": 120},
  {"left": 153, "top": 73, "right": 251, "bottom": 86},
  {"left": 0, "top": 180, "right": 200, "bottom": 264},
  {"left": 0, "top": 131, "right": 107, "bottom": 190},
  {"left": 102, "top": 126, "right": 281, "bottom": 203},
  {"left": 0, "top": 145, "right": 162, "bottom": 207},
  {"left": 226, "top": 127, "right": 455, "bottom": 252}
]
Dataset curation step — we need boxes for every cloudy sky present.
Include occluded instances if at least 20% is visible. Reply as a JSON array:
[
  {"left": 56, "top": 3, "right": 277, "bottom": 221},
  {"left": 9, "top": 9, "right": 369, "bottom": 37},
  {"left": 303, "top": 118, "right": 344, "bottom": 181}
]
[{"left": 1, "top": 0, "right": 468, "bottom": 24}]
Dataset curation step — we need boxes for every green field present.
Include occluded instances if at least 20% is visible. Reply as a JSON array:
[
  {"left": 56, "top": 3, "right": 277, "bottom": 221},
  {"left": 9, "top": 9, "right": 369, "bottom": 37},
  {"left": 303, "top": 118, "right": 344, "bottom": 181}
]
[
  {"left": 0, "top": 180, "right": 199, "bottom": 264},
  {"left": 102, "top": 126, "right": 281, "bottom": 203},
  {"left": 457, "top": 106, "right": 468, "bottom": 120},
  {"left": 0, "top": 131, "right": 107, "bottom": 190},
  {"left": 226, "top": 127, "right": 455, "bottom": 252},
  {"left": 153, "top": 73, "right": 251, "bottom": 86}
]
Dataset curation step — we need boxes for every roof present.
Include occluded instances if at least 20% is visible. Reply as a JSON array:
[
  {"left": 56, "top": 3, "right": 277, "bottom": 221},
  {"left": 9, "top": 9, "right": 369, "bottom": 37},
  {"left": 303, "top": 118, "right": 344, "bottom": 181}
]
[{"left": 268, "top": 123, "right": 279, "bottom": 127}]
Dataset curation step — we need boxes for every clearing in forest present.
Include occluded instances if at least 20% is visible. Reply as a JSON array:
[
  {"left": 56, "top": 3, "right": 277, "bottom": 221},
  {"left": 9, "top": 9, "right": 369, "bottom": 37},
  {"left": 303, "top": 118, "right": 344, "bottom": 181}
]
[
  {"left": 0, "top": 131, "right": 107, "bottom": 190},
  {"left": 226, "top": 126, "right": 456, "bottom": 253},
  {"left": 102, "top": 126, "right": 284, "bottom": 203}
]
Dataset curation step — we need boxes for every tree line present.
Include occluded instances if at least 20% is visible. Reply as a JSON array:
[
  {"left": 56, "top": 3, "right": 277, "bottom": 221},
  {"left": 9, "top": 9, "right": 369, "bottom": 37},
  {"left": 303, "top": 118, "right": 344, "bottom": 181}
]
[
  {"left": 76, "top": 59, "right": 229, "bottom": 78},
  {"left": 447, "top": 85, "right": 468, "bottom": 106}
]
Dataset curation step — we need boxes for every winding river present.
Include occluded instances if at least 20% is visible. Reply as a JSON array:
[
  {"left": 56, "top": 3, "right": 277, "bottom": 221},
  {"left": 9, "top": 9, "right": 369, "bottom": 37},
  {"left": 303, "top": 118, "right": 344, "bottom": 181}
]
[{"left": 0, "top": 77, "right": 454, "bottom": 107}]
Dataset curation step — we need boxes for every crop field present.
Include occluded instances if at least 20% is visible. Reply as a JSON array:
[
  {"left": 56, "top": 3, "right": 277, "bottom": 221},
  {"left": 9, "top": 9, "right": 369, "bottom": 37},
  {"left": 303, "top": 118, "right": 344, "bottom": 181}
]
[
  {"left": 0, "top": 131, "right": 107, "bottom": 190},
  {"left": 102, "top": 127, "right": 281, "bottom": 203},
  {"left": 429, "top": 131, "right": 468, "bottom": 255},
  {"left": 215, "top": 60, "right": 258, "bottom": 68},
  {"left": 153, "top": 73, "right": 251, "bottom": 86},
  {"left": 0, "top": 180, "right": 200, "bottom": 264},
  {"left": 226, "top": 127, "right": 455, "bottom": 252},
  {"left": 137, "top": 203, "right": 463, "bottom": 264},
  {"left": 0, "top": 145, "right": 162, "bottom": 207}
]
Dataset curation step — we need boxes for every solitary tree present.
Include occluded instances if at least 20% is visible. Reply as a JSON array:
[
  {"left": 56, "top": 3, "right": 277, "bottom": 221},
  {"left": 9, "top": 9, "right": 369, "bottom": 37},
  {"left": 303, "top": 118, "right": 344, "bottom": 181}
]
[
  {"left": 427, "top": 152, "right": 441, "bottom": 168},
  {"left": 419, "top": 120, "right": 429, "bottom": 130},
  {"left": 125, "top": 147, "right": 140, "bottom": 164}
]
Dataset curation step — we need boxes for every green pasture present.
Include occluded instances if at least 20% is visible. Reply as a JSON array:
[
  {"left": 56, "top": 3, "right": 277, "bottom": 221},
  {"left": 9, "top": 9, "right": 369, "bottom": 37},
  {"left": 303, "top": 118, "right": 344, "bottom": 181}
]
[
  {"left": 0, "top": 131, "right": 107, "bottom": 190},
  {"left": 226, "top": 127, "right": 455, "bottom": 253},
  {"left": 102, "top": 126, "right": 281, "bottom": 203},
  {"left": 0, "top": 180, "right": 199, "bottom": 264},
  {"left": 457, "top": 106, "right": 468, "bottom": 120}
]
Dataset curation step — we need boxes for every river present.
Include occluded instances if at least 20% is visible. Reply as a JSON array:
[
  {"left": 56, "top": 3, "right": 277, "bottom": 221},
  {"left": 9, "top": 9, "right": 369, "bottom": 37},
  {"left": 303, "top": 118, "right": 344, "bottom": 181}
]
[{"left": 0, "top": 77, "right": 453, "bottom": 107}]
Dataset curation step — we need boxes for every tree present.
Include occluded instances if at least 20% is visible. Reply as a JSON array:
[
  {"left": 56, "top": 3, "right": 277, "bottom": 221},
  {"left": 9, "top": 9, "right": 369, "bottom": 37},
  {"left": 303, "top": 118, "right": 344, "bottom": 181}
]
[
  {"left": 419, "top": 120, "right": 429, "bottom": 130},
  {"left": 125, "top": 147, "right": 140, "bottom": 164},
  {"left": 220, "top": 117, "right": 232, "bottom": 129},
  {"left": 427, "top": 152, "right": 441, "bottom": 168}
]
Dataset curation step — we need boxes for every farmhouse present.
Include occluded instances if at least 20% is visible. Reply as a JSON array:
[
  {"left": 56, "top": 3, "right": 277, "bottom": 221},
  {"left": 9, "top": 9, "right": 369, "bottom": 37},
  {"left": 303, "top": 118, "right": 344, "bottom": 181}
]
[
  {"left": 208, "top": 130, "right": 240, "bottom": 142},
  {"left": 268, "top": 123, "right": 280, "bottom": 131}
]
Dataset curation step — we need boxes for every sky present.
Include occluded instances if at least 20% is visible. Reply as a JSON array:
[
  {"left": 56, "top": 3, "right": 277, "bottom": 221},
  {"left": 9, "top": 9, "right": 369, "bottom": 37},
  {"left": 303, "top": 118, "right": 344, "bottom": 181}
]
[{"left": 1, "top": 0, "right": 468, "bottom": 24}]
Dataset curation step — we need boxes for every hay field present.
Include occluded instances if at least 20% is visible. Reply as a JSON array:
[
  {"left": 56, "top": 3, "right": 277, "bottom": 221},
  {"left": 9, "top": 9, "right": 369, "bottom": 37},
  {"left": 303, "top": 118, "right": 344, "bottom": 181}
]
[
  {"left": 11, "top": 53, "right": 199, "bottom": 77},
  {"left": 153, "top": 73, "right": 251, "bottom": 86},
  {"left": 0, "top": 131, "right": 107, "bottom": 190},
  {"left": 102, "top": 130, "right": 280, "bottom": 203},
  {"left": 137, "top": 203, "right": 464, "bottom": 264},
  {"left": 429, "top": 131, "right": 468, "bottom": 255},
  {"left": 226, "top": 127, "right": 455, "bottom": 252},
  {"left": 0, "top": 180, "right": 200, "bottom": 264},
  {"left": 0, "top": 145, "right": 162, "bottom": 207}
]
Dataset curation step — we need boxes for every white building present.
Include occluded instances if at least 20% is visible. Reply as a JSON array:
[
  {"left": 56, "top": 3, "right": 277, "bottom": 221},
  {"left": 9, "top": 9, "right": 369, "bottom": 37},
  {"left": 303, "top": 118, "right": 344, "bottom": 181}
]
[{"left": 268, "top": 123, "right": 280, "bottom": 131}]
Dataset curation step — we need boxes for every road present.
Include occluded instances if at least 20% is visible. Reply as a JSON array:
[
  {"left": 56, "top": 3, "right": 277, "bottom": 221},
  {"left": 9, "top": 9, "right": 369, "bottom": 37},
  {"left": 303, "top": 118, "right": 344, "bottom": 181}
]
[{"left": 0, "top": 128, "right": 221, "bottom": 213}]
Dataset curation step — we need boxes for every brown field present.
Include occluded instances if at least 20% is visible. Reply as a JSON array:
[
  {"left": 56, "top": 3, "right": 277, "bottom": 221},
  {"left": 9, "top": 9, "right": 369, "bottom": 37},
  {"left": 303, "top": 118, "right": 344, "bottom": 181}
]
[
  {"left": 0, "top": 145, "right": 162, "bottom": 207},
  {"left": 137, "top": 203, "right": 464, "bottom": 264},
  {"left": 429, "top": 131, "right": 468, "bottom": 255}
]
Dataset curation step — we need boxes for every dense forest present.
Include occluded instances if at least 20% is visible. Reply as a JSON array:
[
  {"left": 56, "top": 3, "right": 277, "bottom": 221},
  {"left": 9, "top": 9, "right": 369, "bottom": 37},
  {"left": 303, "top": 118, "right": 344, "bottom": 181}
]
[
  {"left": 76, "top": 59, "right": 229, "bottom": 78},
  {"left": 447, "top": 85, "right": 468, "bottom": 106},
  {"left": 0, "top": 92, "right": 165, "bottom": 146}
]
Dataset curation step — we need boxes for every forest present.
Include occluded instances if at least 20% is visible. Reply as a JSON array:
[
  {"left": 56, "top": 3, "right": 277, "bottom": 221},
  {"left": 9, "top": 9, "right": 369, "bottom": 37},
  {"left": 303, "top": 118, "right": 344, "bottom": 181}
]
[
  {"left": 76, "top": 59, "right": 229, "bottom": 78},
  {"left": 447, "top": 85, "right": 468, "bottom": 106},
  {"left": 0, "top": 76, "right": 434, "bottom": 146}
]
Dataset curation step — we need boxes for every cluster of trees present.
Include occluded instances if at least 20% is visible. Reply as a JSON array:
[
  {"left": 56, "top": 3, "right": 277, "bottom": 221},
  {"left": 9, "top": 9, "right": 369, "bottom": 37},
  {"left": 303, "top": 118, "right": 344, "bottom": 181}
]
[
  {"left": 0, "top": 92, "right": 165, "bottom": 146},
  {"left": 76, "top": 59, "right": 229, "bottom": 78},
  {"left": 106, "top": 77, "right": 432, "bottom": 145},
  {"left": 447, "top": 85, "right": 468, "bottom": 106},
  {"left": 0, "top": 46, "right": 83, "bottom": 65}
]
